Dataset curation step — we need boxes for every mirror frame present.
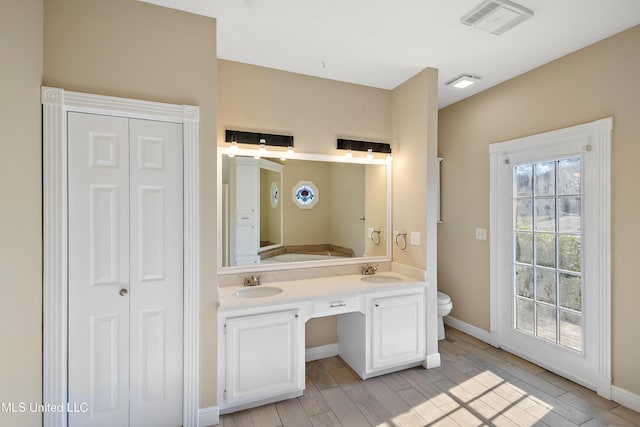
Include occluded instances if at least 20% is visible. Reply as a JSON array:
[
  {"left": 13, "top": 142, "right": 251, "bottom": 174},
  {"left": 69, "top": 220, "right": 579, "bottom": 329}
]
[{"left": 217, "top": 146, "right": 392, "bottom": 274}]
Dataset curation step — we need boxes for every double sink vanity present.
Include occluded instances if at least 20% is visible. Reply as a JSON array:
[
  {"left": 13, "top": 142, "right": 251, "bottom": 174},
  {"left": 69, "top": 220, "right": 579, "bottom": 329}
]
[
  {"left": 216, "top": 147, "right": 439, "bottom": 414},
  {"left": 217, "top": 267, "right": 435, "bottom": 414}
]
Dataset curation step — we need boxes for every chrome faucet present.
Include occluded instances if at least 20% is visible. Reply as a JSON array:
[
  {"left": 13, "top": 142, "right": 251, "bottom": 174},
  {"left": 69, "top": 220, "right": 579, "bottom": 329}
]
[
  {"left": 242, "top": 275, "right": 262, "bottom": 286},
  {"left": 361, "top": 264, "right": 378, "bottom": 275}
]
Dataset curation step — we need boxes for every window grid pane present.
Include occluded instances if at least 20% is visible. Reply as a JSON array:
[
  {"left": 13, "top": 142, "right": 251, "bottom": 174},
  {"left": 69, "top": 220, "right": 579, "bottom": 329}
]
[{"left": 513, "top": 157, "right": 583, "bottom": 352}]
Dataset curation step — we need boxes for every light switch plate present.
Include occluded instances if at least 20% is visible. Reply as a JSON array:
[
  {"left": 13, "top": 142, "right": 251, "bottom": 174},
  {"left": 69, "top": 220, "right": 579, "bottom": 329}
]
[
  {"left": 475, "top": 228, "right": 487, "bottom": 240},
  {"left": 410, "top": 231, "right": 421, "bottom": 246}
]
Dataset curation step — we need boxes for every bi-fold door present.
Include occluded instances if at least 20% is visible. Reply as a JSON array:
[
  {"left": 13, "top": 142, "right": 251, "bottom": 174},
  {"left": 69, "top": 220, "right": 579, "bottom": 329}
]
[{"left": 67, "top": 112, "right": 183, "bottom": 427}]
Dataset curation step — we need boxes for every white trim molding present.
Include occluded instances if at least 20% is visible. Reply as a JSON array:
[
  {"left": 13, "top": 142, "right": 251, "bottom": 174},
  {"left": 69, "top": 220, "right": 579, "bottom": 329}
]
[
  {"left": 305, "top": 343, "right": 339, "bottom": 362},
  {"left": 199, "top": 406, "right": 220, "bottom": 427},
  {"left": 42, "top": 87, "right": 200, "bottom": 426},
  {"left": 489, "top": 117, "right": 612, "bottom": 398},
  {"left": 612, "top": 386, "right": 640, "bottom": 414},
  {"left": 444, "top": 316, "right": 493, "bottom": 345}
]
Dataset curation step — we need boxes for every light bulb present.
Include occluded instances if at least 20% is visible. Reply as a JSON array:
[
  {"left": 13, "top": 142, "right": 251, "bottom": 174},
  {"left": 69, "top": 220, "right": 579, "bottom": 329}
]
[
  {"left": 367, "top": 148, "right": 373, "bottom": 161},
  {"left": 229, "top": 141, "right": 238, "bottom": 157}
]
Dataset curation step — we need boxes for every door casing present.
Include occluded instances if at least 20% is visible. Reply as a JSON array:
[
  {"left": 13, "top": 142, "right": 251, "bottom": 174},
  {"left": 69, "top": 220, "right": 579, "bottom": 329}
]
[
  {"left": 42, "top": 87, "right": 200, "bottom": 427},
  {"left": 489, "top": 117, "right": 612, "bottom": 398}
]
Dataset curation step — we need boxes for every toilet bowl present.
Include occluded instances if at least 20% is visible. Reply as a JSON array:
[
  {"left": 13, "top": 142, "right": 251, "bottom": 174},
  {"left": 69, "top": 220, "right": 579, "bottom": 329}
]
[{"left": 437, "top": 291, "right": 453, "bottom": 340}]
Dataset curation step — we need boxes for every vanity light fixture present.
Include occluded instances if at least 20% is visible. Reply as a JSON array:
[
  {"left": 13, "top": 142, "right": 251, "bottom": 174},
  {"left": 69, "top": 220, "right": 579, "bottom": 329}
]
[
  {"left": 446, "top": 74, "right": 481, "bottom": 89},
  {"left": 336, "top": 138, "right": 392, "bottom": 161},
  {"left": 229, "top": 134, "right": 239, "bottom": 157},
  {"left": 224, "top": 129, "right": 294, "bottom": 158}
]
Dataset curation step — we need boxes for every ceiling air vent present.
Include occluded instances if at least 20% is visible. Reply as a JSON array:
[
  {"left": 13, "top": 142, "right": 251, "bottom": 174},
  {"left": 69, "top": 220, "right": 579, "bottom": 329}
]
[{"left": 461, "top": 0, "right": 534, "bottom": 35}]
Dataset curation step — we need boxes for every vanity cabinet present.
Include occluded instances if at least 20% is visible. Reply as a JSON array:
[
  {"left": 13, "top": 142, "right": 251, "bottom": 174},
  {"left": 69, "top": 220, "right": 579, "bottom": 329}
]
[
  {"left": 370, "top": 292, "right": 425, "bottom": 370},
  {"left": 230, "top": 157, "right": 260, "bottom": 265},
  {"left": 228, "top": 157, "right": 284, "bottom": 265},
  {"left": 338, "top": 289, "right": 425, "bottom": 379},
  {"left": 218, "top": 276, "right": 431, "bottom": 414},
  {"left": 223, "top": 309, "right": 303, "bottom": 407}
]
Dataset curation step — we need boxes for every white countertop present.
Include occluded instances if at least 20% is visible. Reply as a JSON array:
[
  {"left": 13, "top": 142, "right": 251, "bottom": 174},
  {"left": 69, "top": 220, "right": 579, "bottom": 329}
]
[{"left": 218, "top": 271, "right": 427, "bottom": 312}]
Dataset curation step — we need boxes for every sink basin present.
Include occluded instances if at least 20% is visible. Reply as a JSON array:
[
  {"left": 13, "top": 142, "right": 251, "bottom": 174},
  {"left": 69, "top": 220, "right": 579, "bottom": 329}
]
[
  {"left": 233, "top": 286, "right": 283, "bottom": 298},
  {"left": 360, "top": 275, "right": 402, "bottom": 283}
]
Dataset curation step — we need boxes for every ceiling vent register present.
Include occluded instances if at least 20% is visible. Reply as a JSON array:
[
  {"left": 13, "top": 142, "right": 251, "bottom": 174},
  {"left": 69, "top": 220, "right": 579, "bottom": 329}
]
[{"left": 461, "top": 0, "right": 534, "bottom": 35}]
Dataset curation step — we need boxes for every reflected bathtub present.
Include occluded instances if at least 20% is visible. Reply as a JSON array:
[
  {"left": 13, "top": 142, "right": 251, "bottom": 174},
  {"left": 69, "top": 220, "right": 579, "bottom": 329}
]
[{"left": 261, "top": 253, "right": 348, "bottom": 263}]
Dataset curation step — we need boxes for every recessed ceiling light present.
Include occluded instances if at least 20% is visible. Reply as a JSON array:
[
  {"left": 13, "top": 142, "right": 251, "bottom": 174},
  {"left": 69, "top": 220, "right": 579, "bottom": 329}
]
[{"left": 446, "top": 75, "right": 481, "bottom": 89}]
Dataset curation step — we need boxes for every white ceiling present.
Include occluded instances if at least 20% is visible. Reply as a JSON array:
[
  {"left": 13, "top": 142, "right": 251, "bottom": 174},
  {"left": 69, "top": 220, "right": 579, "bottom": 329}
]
[{"left": 139, "top": 0, "right": 640, "bottom": 108}]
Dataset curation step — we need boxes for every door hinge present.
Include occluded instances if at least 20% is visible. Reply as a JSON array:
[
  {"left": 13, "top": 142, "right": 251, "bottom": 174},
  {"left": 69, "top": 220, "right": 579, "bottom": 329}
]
[{"left": 223, "top": 389, "right": 227, "bottom": 400}]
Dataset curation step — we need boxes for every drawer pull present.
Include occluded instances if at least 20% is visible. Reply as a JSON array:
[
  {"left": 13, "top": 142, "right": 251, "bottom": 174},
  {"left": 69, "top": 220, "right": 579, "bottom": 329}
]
[{"left": 329, "top": 303, "right": 346, "bottom": 308}]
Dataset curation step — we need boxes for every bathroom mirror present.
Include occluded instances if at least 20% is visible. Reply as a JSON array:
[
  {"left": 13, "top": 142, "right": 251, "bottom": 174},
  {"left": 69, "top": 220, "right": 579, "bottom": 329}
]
[{"left": 217, "top": 147, "right": 391, "bottom": 273}]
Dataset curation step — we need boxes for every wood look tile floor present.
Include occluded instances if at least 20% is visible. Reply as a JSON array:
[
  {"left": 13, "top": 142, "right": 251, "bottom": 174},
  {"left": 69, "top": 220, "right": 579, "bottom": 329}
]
[{"left": 220, "top": 327, "right": 640, "bottom": 426}]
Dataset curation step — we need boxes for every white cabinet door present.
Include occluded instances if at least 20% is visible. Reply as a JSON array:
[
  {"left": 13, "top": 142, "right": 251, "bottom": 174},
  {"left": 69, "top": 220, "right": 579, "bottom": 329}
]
[
  {"left": 232, "top": 158, "right": 258, "bottom": 216},
  {"left": 68, "top": 113, "right": 183, "bottom": 427},
  {"left": 230, "top": 157, "right": 259, "bottom": 264},
  {"left": 370, "top": 292, "right": 425, "bottom": 371},
  {"left": 234, "top": 224, "right": 259, "bottom": 265},
  {"left": 225, "top": 310, "right": 301, "bottom": 405}
]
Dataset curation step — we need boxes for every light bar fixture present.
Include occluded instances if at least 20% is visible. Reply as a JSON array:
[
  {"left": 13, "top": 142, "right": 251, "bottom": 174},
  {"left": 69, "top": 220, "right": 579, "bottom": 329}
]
[
  {"left": 337, "top": 138, "right": 391, "bottom": 161},
  {"left": 446, "top": 74, "right": 481, "bottom": 89},
  {"left": 225, "top": 130, "right": 294, "bottom": 157}
]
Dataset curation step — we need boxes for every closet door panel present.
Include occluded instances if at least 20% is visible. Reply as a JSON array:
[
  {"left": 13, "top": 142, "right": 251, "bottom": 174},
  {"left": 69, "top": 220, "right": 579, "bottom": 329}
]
[
  {"left": 68, "top": 112, "right": 130, "bottom": 427},
  {"left": 129, "top": 119, "right": 183, "bottom": 426}
]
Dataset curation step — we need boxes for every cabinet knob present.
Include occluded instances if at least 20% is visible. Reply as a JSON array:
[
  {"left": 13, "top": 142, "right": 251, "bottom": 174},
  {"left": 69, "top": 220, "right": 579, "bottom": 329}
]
[
  {"left": 119, "top": 288, "right": 128, "bottom": 296},
  {"left": 375, "top": 303, "right": 379, "bottom": 307}
]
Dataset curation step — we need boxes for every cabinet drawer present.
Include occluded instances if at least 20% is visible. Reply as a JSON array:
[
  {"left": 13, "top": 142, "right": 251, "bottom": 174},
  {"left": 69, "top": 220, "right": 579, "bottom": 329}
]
[
  {"left": 235, "top": 214, "right": 256, "bottom": 225},
  {"left": 312, "top": 296, "right": 361, "bottom": 317}
]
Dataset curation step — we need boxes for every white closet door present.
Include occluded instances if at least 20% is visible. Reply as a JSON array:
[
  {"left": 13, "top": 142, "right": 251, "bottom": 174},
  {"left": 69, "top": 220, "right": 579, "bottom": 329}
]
[
  {"left": 69, "top": 112, "right": 131, "bottom": 427},
  {"left": 129, "top": 119, "right": 183, "bottom": 427},
  {"left": 68, "top": 113, "right": 183, "bottom": 427}
]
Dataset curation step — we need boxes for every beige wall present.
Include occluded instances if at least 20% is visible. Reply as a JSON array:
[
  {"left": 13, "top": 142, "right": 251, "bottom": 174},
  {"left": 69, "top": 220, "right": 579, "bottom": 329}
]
[
  {"left": 260, "top": 168, "right": 282, "bottom": 246},
  {"left": 364, "top": 165, "right": 388, "bottom": 257},
  {"left": 0, "top": 1, "right": 43, "bottom": 426},
  {"left": 43, "top": 0, "right": 218, "bottom": 407},
  {"left": 217, "top": 60, "right": 391, "bottom": 152},
  {"left": 390, "top": 68, "right": 438, "bottom": 270},
  {"left": 282, "top": 160, "right": 333, "bottom": 245},
  {"left": 328, "top": 163, "right": 366, "bottom": 256},
  {"left": 438, "top": 25, "right": 640, "bottom": 395}
]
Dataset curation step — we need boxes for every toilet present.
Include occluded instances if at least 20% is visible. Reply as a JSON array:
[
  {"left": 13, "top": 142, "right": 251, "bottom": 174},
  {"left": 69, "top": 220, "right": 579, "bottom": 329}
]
[{"left": 437, "top": 291, "right": 453, "bottom": 340}]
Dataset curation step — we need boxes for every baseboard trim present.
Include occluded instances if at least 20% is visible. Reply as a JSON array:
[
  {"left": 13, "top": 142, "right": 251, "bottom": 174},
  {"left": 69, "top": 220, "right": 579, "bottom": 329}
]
[
  {"left": 423, "top": 352, "right": 441, "bottom": 369},
  {"left": 199, "top": 405, "right": 220, "bottom": 427},
  {"left": 444, "top": 316, "right": 492, "bottom": 345},
  {"left": 306, "top": 343, "right": 339, "bottom": 362},
  {"left": 612, "top": 386, "right": 640, "bottom": 413}
]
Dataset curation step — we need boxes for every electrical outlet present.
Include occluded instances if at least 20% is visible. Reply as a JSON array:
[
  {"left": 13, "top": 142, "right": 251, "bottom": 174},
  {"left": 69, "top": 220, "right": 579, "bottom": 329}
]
[
  {"left": 475, "top": 228, "right": 487, "bottom": 240},
  {"left": 410, "top": 231, "right": 421, "bottom": 246},
  {"left": 368, "top": 227, "right": 374, "bottom": 238}
]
